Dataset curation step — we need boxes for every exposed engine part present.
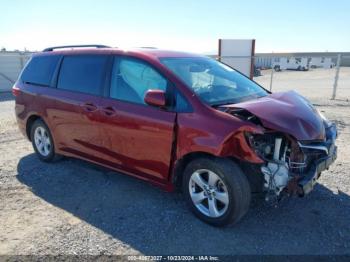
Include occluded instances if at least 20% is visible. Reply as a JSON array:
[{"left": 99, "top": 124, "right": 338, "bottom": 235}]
[
  {"left": 247, "top": 133, "right": 306, "bottom": 197},
  {"left": 246, "top": 123, "right": 337, "bottom": 200},
  {"left": 273, "top": 138, "right": 282, "bottom": 160},
  {"left": 246, "top": 132, "right": 281, "bottom": 160},
  {"left": 261, "top": 163, "right": 289, "bottom": 195},
  {"left": 261, "top": 137, "right": 290, "bottom": 197}
]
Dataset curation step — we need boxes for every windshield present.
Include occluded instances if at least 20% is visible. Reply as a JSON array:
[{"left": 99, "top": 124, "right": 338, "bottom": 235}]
[{"left": 160, "top": 57, "right": 268, "bottom": 106}]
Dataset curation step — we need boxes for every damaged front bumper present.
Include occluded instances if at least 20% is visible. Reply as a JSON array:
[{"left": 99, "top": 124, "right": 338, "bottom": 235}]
[
  {"left": 296, "top": 123, "right": 337, "bottom": 195},
  {"left": 297, "top": 144, "right": 337, "bottom": 195},
  {"left": 255, "top": 122, "right": 338, "bottom": 199}
]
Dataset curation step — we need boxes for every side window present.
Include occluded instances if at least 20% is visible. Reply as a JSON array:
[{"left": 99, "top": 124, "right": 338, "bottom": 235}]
[
  {"left": 21, "top": 55, "right": 60, "bottom": 86},
  {"left": 57, "top": 55, "right": 108, "bottom": 95},
  {"left": 110, "top": 57, "right": 167, "bottom": 104}
]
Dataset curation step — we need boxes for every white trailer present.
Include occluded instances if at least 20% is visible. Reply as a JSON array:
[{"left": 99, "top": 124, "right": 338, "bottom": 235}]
[
  {"left": 310, "top": 57, "right": 335, "bottom": 69},
  {"left": 272, "top": 57, "right": 309, "bottom": 71}
]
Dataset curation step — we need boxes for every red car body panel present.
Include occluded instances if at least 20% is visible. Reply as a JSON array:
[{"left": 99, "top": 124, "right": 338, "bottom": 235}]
[
  {"left": 175, "top": 109, "right": 264, "bottom": 163},
  {"left": 223, "top": 90, "right": 326, "bottom": 141},
  {"left": 14, "top": 48, "right": 326, "bottom": 192},
  {"left": 97, "top": 96, "right": 176, "bottom": 180}
]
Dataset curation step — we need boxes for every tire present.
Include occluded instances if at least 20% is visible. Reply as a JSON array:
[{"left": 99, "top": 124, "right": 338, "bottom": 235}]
[
  {"left": 30, "top": 119, "right": 60, "bottom": 162},
  {"left": 274, "top": 65, "right": 280, "bottom": 72},
  {"left": 239, "top": 162, "right": 264, "bottom": 193},
  {"left": 182, "top": 157, "right": 251, "bottom": 227}
]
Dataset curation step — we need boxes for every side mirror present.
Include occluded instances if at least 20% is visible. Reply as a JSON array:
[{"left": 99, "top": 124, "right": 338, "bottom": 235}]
[{"left": 144, "top": 89, "right": 166, "bottom": 107}]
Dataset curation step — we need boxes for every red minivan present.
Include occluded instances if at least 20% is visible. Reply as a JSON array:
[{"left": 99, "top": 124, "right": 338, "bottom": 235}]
[{"left": 14, "top": 45, "right": 337, "bottom": 226}]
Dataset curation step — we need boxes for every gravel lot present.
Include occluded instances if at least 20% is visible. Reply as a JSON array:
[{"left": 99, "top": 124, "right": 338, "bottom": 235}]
[{"left": 0, "top": 69, "right": 350, "bottom": 255}]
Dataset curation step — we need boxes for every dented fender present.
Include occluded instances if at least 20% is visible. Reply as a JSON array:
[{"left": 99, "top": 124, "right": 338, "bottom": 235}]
[
  {"left": 175, "top": 111, "right": 264, "bottom": 163},
  {"left": 220, "top": 126, "right": 264, "bottom": 163}
]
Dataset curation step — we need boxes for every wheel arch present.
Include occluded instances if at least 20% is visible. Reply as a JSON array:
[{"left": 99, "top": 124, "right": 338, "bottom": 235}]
[
  {"left": 171, "top": 152, "right": 245, "bottom": 190},
  {"left": 25, "top": 115, "right": 47, "bottom": 141},
  {"left": 171, "top": 151, "right": 215, "bottom": 189},
  {"left": 26, "top": 115, "right": 41, "bottom": 141}
]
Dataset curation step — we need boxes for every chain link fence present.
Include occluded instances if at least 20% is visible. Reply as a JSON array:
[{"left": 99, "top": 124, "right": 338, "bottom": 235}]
[{"left": 215, "top": 54, "right": 350, "bottom": 101}]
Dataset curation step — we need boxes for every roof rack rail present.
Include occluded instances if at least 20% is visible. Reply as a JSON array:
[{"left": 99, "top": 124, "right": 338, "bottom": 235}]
[
  {"left": 42, "top": 45, "right": 110, "bottom": 52},
  {"left": 139, "top": 46, "right": 157, "bottom": 49}
]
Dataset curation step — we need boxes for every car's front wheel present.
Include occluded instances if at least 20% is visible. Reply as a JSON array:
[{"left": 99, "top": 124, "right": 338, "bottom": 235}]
[
  {"left": 30, "top": 119, "right": 59, "bottom": 162},
  {"left": 183, "top": 158, "right": 251, "bottom": 227}
]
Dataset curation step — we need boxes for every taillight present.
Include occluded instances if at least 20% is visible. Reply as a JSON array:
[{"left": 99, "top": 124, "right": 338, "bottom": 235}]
[{"left": 12, "top": 85, "right": 21, "bottom": 96}]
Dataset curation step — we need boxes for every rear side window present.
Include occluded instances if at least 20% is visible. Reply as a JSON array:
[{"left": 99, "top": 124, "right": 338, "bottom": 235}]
[
  {"left": 57, "top": 55, "right": 108, "bottom": 95},
  {"left": 21, "top": 55, "right": 60, "bottom": 86}
]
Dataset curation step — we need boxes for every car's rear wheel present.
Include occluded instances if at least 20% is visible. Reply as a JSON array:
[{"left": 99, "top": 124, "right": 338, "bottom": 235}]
[
  {"left": 183, "top": 158, "right": 251, "bottom": 227},
  {"left": 30, "top": 119, "right": 58, "bottom": 162}
]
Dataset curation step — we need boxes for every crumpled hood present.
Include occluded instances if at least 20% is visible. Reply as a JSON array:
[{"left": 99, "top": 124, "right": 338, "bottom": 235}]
[{"left": 222, "top": 90, "right": 325, "bottom": 141}]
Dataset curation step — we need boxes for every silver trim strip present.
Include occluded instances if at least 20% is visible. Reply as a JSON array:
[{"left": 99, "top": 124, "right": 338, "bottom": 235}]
[{"left": 297, "top": 142, "right": 329, "bottom": 155}]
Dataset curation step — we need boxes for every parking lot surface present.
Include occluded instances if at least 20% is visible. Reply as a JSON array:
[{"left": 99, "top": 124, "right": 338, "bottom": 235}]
[{"left": 0, "top": 69, "right": 350, "bottom": 255}]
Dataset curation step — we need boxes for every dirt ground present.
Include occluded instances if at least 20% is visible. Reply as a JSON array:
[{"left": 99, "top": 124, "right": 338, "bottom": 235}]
[{"left": 0, "top": 68, "right": 350, "bottom": 255}]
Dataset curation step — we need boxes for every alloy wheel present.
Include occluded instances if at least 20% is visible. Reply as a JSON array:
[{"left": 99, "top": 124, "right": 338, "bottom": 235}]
[
  {"left": 189, "top": 169, "right": 229, "bottom": 218},
  {"left": 34, "top": 126, "right": 51, "bottom": 157}
]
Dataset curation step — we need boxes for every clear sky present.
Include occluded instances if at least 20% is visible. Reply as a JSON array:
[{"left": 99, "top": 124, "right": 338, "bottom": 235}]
[{"left": 1, "top": 0, "right": 349, "bottom": 53}]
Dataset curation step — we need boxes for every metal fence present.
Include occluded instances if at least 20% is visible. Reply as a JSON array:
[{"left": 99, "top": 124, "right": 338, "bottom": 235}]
[{"left": 215, "top": 54, "right": 350, "bottom": 101}]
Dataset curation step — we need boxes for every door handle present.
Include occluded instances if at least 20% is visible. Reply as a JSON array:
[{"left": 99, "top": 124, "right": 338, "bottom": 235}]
[
  {"left": 82, "top": 102, "right": 98, "bottom": 112},
  {"left": 101, "top": 106, "right": 116, "bottom": 116}
]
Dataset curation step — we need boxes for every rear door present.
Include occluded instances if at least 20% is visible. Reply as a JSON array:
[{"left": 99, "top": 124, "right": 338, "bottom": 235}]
[
  {"left": 51, "top": 54, "right": 110, "bottom": 160},
  {"left": 98, "top": 56, "right": 176, "bottom": 181}
]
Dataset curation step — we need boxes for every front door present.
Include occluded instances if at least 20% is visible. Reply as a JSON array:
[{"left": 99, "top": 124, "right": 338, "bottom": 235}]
[{"left": 99, "top": 56, "right": 176, "bottom": 181}]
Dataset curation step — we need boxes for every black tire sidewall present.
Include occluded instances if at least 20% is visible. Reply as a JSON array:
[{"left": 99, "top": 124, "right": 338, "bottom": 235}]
[
  {"left": 30, "top": 119, "right": 56, "bottom": 162},
  {"left": 183, "top": 158, "right": 251, "bottom": 226}
]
